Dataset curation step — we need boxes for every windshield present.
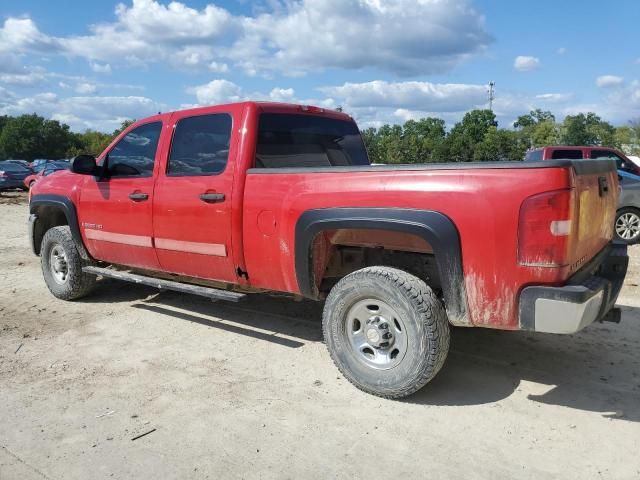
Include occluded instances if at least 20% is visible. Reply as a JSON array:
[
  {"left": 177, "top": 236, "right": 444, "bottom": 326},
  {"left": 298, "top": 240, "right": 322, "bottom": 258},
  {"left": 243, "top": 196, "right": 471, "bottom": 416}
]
[
  {"left": 256, "top": 113, "right": 370, "bottom": 168},
  {"left": 0, "top": 162, "right": 30, "bottom": 172}
]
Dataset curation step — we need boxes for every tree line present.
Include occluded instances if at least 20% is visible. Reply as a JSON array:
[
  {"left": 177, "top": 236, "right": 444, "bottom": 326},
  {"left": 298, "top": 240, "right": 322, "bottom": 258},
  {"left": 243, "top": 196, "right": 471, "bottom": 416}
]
[
  {"left": 0, "top": 114, "right": 134, "bottom": 161},
  {"left": 0, "top": 110, "right": 639, "bottom": 163},
  {"left": 362, "top": 109, "right": 640, "bottom": 164}
]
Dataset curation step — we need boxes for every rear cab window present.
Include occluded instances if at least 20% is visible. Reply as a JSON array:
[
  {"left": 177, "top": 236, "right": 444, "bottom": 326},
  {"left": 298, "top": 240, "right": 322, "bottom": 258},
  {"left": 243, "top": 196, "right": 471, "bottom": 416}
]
[
  {"left": 551, "top": 149, "right": 583, "bottom": 160},
  {"left": 256, "top": 113, "right": 369, "bottom": 168}
]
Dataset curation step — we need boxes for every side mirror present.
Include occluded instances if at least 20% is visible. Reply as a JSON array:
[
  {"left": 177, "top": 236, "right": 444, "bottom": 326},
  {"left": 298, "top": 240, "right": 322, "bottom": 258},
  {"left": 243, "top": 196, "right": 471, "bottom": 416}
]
[{"left": 70, "top": 154, "right": 97, "bottom": 175}]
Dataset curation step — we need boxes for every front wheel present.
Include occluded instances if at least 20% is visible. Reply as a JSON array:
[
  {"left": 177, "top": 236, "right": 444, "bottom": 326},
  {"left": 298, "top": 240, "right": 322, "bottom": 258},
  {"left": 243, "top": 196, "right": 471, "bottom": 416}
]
[
  {"left": 41, "top": 226, "right": 96, "bottom": 300},
  {"left": 323, "top": 266, "right": 450, "bottom": 399},
  {"left": 615, "top": 208, "right": 640, "bottom": 244}
]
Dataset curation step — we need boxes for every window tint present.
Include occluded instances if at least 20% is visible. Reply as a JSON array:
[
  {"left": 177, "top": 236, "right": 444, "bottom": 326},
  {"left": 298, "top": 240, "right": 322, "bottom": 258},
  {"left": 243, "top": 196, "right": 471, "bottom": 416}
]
[
  {"left": 551, "top": 149, "right": 583, "bottom": 160},
  {"left": 256, "top": 113, "right": 369, "bottom": 168},
  {"left": 108, "top": 122, "right": 162, "bottom": 177},
  {"left": 168, "top": 114, "right": 232, "bottom": 176},
  {"left": 524, "top": 150, "right": 543, "bottom": 161},
  {"left": 0, "top": 162, "right": 29, "bottom": 172},
  {"left": 590, "top": 150, "right": 624, "bottom": 168}
]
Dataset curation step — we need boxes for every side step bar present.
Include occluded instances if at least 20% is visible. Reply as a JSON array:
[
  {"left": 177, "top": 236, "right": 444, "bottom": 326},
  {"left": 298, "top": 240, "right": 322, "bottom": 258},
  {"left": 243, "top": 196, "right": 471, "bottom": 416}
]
[{"left": 82, "top": 266, "right": 245, "bottom": 302}]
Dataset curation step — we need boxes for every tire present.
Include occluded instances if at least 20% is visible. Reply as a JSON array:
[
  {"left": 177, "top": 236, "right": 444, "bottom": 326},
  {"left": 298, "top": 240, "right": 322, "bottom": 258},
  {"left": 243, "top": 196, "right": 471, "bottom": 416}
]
[
  {"left": 323, "top": 266, "right": 450, "bottom": 399},
  {"left": 41, "top": 226, "right": 96, "bottom": 300},
  {"left": 614, "top": 208, "right": 640, "bottom": 244},
  {"left": 29, "top": 181, "right": 35, "bottom": 189}
]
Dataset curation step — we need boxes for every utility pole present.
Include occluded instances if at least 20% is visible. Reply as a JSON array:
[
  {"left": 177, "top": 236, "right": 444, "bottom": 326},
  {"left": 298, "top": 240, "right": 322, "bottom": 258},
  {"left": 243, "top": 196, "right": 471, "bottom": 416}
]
[{"left": 487, "top": 81, "right": 495, "bottom": 111}]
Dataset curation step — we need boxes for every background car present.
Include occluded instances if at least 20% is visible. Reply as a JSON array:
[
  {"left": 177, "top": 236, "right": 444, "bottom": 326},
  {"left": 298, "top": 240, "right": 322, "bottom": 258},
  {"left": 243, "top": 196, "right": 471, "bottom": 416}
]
[
  {"left": 525, "top": 145, "right": 640, "bottom": 176},
  {"left": 23, "top": 161, "right": 69, "bottom": 189},
  {"left": 616, "top": 170, "right": 640, "bottom": 244},
  {"left": 4, "top": 159, "right": 33, "bottom": 171},
  {"left": 0, "top": 161, "right": 32, "bottom": 191}
]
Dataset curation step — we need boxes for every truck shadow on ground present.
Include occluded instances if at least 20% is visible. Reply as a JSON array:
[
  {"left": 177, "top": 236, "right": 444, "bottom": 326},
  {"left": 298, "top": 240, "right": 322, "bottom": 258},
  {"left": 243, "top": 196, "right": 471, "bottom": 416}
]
[
  {"left": 409, "top": 304, "right": 640, "bottom": 422},
  {"left": 85, "top": 279, "right": 640, "bottom": 422}
]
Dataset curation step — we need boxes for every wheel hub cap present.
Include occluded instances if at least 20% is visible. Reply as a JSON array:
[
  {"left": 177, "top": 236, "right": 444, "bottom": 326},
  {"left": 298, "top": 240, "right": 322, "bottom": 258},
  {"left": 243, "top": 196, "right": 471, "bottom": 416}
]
[
  {"left": 49, "top": 244, "right": 69, "bottom": 284},
  {"left": 616, "top": 212, "right": 640, "bottom": 241},
  {"left": 345, "top": 299, "right": 408, "bottom": 370}
]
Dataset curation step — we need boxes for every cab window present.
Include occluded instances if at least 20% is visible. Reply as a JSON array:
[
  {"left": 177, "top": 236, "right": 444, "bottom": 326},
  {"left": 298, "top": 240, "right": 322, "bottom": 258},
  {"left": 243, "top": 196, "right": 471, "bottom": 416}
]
[
  {"left": 108, "top": 122, "right": 162, "bottom": 177},
  {"left": 551, "top": 149, "right": 583, "bottom": 160},
  {"left": 167, "top": 114, "right": 232, "bottom": 176},
  {"left": 590, "top": 150, "right": 624, "bottom": 169}
]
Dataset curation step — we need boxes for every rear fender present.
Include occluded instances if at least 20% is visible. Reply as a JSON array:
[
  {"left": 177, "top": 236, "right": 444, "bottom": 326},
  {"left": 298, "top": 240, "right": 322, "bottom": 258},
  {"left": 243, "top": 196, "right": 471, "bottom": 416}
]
[{"left": 295, "top": 208, "right": 470, "bottom": 326}]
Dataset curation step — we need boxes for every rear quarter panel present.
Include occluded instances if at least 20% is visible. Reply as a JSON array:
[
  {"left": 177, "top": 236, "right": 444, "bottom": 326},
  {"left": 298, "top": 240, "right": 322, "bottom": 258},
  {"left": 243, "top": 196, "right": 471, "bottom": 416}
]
[{"left": 243, "top": 165, "right": 573, "bottom": 329}]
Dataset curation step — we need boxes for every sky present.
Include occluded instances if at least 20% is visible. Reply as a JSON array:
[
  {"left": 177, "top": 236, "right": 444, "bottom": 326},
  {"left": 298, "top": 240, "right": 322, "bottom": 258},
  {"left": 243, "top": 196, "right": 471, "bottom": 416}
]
[{"left": 0, "top": 0, "right": 639, "bottom": 132}]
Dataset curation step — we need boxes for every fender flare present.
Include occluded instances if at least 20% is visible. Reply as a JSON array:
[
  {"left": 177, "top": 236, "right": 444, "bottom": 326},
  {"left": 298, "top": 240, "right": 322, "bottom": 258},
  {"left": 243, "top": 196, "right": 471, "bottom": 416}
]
[
  {"left": 295, "top": 208, "right": 469, "bottom": 326},
  {"left": 29, "top": 194, "right": 91, "bottom": 260}
]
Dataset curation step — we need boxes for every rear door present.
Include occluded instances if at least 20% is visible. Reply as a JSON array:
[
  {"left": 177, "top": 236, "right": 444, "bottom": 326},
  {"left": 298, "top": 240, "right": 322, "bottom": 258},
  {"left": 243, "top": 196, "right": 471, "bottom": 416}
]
[
  {"left": 78, "top": 120, "right": 164, "bottom": 270},
  {"left": 152, "top": 107, "right": 240, "bottom": 283}
]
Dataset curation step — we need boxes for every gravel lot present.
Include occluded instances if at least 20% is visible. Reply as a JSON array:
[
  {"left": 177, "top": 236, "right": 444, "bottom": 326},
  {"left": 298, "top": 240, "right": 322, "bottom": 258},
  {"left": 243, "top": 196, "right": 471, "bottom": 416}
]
[{"left": 1, "top": 190, "right": 639, "bottom": 479}]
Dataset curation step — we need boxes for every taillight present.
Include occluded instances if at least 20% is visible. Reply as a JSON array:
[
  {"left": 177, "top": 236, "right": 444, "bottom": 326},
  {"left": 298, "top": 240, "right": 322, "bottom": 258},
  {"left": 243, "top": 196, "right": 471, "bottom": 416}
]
[
  {"left": 518, "top": 189, "right": 575, "bottom": 267},
  {"left": 0, "top": 171, "right": 6, "bottom": 177}
]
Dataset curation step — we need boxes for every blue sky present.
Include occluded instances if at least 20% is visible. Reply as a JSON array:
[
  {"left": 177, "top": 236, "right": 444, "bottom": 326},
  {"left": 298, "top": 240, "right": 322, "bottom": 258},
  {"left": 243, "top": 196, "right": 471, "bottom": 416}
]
[{"left": 1, "top": 0, "right": 639, "bottom": 132}]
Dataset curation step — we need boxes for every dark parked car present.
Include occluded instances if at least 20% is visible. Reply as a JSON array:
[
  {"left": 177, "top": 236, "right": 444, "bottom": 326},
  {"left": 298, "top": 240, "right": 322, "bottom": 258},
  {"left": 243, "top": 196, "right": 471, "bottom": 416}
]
[
  {"left": 0, "top": 161, "right": 31, "bottom": 191},
  {"left": 5, "top": 159, "right": 32, "bottom": 171}
]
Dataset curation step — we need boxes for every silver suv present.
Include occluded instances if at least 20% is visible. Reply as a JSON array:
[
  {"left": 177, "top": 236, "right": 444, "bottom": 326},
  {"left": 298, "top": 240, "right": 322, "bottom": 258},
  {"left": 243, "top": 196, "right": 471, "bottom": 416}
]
[{"left": 616, "top": 171, "right": 640, "bottom": 244}]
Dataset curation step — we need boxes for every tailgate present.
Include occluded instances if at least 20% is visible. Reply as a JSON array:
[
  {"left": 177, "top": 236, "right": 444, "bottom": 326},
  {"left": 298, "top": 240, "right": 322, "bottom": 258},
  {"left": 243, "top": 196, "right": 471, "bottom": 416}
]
[{"left": 569, "top": 159, "right": 618, "bottom": 271}]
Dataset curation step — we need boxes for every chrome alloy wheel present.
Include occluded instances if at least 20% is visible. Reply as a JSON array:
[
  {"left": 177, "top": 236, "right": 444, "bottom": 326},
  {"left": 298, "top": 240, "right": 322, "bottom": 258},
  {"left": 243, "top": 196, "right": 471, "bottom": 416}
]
[
  {"left": 344, "top": 299, "right": 408, "bottom": 370},
  {"left": 49, "top": 244, "right": 69, "bottom": 284},
  {"left": 616, "top": 212, "right": 640, "bottom": 241}
]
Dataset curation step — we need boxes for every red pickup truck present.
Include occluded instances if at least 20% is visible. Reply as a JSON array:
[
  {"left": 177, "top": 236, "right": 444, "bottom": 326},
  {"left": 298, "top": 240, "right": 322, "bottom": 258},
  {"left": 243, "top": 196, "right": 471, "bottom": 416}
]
[{"left": 28, "top": 102, "right": 628, "bottom": 398}]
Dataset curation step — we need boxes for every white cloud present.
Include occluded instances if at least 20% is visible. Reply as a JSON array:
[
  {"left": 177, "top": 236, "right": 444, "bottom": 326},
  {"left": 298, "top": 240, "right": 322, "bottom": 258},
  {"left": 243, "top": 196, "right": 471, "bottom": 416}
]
[
  {"left": 0, "top": 0, "right": 491, "bottom": 76},
  {"left": 556, "top": 47, "right": 566, "bottom": 55},
  {"left": 75, "top": 82, "right": 97, "bottom": 94},
  {"left": 0, "top": 92, "right": 166, "bottom": 131},
  {"left": 90, "top": 62, "right": 112, "bottom": 74},
  {"left": 535, "top": 93, "right": 573, "bottom": 102},
  {"left": 514, "top": 56, "right": 540, "bottom": 72},
  {"left": 208, "top": 61, "right": 229, "bottom": 73},
  {"left": 595, "top": 75, "right": 624, "bottom": 88},
  {"left": 186, "top": 79, "right": 243, "bottom": 105},
  {"left": 238, "top": 0, "right": 492, "bottom": 76},
  {"left": 321, "top": 80, "right": 487, "bottom": 111}
]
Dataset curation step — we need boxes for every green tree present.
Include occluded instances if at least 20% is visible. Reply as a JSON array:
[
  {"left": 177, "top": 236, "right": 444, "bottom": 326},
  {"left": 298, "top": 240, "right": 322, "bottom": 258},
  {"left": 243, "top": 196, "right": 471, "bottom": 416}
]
[
  {"left": 112, "top": 119, "right": 135, "bottom": 138},
  {"left": 473, "top": 126, "right": 527, "bottom": 161},
  {"left": 446, "top": 109, "right": 498, "bottom": 161},
  {"left": 69, "top": 130, "right": 114, "bottom": 157},
  {"left": 361, "top": 127, "right": 382, "bottom": 163},
  {"left": 513, "top": 109, "right": 558, "bottom": 148},
  {"left": 513, "top": 109, "right": 555, "bottom": 129},
  {"left": 0, "top": 114, "right": 76, "bottom": 161},
  {"left": 401, "top": 118, "right": 446, "bottom": 163},
  {"left": 560, "top": 113, "right": 615, "bottom": 146}
]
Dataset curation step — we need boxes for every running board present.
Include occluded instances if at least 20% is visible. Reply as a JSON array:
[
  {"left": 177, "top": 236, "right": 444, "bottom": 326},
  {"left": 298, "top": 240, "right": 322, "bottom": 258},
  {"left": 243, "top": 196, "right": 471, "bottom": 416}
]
[{"left": 82, "top": 266, "right": 245, "bottom": 302}]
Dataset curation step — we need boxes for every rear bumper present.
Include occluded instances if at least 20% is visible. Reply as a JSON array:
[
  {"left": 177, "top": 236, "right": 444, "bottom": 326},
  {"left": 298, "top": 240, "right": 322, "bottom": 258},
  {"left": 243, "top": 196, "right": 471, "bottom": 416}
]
[
  {"left": 0, "top": 177, "right": 25, "bottom": 190},
  {"left": 519, "top": 242, "right": 628, "bottom": 334}
]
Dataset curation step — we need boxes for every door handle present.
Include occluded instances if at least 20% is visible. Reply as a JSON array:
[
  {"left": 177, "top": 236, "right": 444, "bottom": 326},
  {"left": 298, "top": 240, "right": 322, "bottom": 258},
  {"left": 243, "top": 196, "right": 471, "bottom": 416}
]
[
  {"left": 129, "top": 192, "right": 149, "bottom": 202},
  {"left": 199, "top": 192, "right": 225, "bottom": 203}
]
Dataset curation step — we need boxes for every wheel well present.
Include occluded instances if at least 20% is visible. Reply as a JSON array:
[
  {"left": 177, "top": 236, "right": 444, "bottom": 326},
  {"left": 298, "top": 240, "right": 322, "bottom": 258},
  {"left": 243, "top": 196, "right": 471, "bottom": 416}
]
[
  {"left": 32, "top": 206, "right": 69, "bottom": 255},
  {"left": 312, "top": 229, "right": 441, "bottom": 295}
]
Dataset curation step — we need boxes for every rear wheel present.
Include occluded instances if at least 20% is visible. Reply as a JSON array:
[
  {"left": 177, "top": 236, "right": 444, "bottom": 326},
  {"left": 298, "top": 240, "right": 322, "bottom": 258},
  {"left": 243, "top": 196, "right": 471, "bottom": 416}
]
[
  {"left": 615, "top": 208, "right": 640, "bottom": 244},
  {"left": 41, "top": 226, "right": 96, "bottom": 300},
  {"left": 323, "top": 266, "right": 450, "bottom": 399}
]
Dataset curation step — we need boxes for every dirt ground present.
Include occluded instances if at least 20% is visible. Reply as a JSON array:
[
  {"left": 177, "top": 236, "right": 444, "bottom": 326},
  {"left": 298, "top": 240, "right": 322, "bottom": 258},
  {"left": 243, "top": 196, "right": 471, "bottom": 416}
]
[{"left": 1, "top": 190, "right": 639, "bottom": 480}]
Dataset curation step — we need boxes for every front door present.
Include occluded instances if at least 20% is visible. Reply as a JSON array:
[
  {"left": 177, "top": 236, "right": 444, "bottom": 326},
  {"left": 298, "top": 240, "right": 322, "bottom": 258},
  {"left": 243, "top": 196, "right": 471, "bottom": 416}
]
[
  {"left": 78, "top": 120, "right": 164, "bottom": 270},
  {"left": 152, "top": 109, "right": 238, "bottom": 283}
]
